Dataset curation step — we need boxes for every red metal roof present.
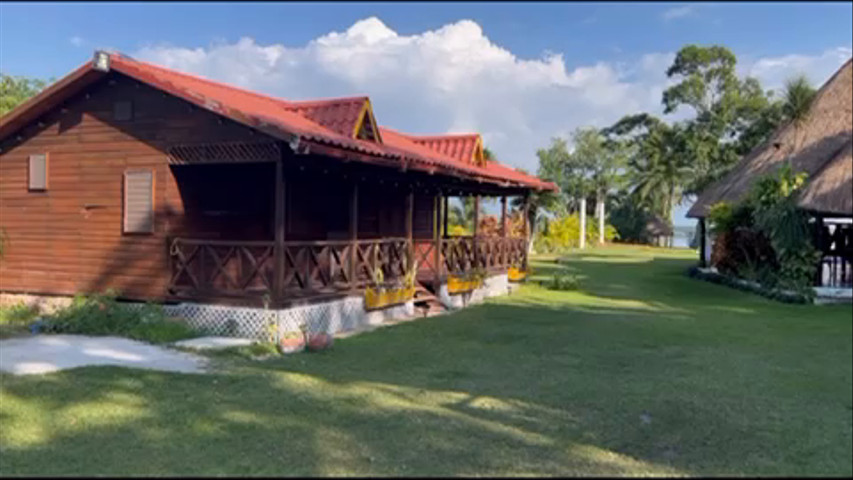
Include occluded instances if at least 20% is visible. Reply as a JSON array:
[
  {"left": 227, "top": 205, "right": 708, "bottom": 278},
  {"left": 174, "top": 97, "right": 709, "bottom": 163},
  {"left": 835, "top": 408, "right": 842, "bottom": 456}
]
[
  {"left": 407, "top": 134, "right": 482, "bottom": 165},
  {"left": 0, "top": 51, "right": 557, "bottom": 192}
]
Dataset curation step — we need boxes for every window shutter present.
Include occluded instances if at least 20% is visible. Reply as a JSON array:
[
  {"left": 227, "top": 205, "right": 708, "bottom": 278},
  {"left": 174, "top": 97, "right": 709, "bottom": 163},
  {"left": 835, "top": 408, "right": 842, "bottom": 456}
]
[
  {"left": 28, "top": 154, "right": 48, "bottom": 190},
  {"left": 123, "top": 170, "right": 154, "bottom": 233}
]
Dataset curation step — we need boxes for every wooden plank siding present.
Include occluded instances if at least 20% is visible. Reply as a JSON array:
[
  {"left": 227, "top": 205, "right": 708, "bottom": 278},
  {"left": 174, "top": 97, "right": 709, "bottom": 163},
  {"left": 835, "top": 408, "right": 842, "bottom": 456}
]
[{"left": 0, "top": 72, "right": 264, "bottom": 302}]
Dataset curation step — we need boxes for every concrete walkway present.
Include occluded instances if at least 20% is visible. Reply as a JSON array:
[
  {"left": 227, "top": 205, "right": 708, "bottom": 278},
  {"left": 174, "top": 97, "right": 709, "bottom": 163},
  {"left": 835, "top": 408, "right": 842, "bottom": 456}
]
[{"left": 0, "top": 335, "right": 209, "bottom": 375}]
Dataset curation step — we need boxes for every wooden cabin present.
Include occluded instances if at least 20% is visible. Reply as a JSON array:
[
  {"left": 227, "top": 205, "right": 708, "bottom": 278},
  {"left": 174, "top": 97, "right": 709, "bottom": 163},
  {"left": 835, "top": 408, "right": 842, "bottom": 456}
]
[{"left": 0, "top": 51, "right": 556, "bottom": 336}]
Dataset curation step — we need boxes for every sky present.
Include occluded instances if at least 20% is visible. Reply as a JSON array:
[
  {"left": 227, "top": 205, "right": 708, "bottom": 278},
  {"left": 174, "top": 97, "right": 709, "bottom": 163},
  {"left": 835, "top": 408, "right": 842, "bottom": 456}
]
[{"left": 2, "top": 2, "right": 852, "bottom": 227}]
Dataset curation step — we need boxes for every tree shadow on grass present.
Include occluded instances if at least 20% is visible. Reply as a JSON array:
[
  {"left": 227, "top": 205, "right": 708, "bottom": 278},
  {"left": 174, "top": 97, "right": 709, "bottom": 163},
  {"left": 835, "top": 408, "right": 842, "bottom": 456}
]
[{"left": 2, "top": 249, "right": 850, "bottom": 477}]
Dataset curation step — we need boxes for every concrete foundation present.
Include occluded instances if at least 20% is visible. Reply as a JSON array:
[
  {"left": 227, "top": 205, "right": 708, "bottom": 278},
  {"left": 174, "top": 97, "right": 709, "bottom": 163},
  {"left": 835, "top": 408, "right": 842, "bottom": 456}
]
[{"left": 438, "top": 274, "right": 509, "bottom": 310}]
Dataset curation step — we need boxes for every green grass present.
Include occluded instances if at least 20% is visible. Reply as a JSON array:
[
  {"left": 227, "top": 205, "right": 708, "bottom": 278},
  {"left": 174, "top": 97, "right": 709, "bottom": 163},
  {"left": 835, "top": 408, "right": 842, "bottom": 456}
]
[
  {"left": 0, "top": 302, "right": 40, "bottom": 339},
  {"left": 1, "top": 245, "right": 850, "bottom": 476}
]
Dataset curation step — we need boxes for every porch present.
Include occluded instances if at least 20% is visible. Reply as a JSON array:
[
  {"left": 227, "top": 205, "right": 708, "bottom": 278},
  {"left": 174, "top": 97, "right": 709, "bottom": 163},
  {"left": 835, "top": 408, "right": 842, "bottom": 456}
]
[{"left": 164, "top": 141, "right": 531, "bottom": 307}]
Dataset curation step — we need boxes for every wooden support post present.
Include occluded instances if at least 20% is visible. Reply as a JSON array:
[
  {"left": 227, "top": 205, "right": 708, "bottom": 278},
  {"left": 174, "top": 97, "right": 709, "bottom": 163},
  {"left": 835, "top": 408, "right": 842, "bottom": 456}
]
[
  {"left": 698, "top": 218, "right": 707, "bottom": 268},
  {"left": 406, "top": 189, "right": 414, "bottom": 272},
  {"left": 349, "top": 182, "right": 359, "bottom": 290},
  {"left": 273, "top": 157, "right": 286, "bottom": 302},
  {"left": 522, "top": 193, "right": 530, "bottom": 271},
  {"left": 433, "top": 193, "right": 442, "bottom": 291},
  {"left": 473, "top": 195, "right": 480, "bottom": 269},
  {"left": 443, "top": 195, "right": 449, "bottom": 238},
  {"left": 501, "top": 196, "right": 507, "bottom": 267}
]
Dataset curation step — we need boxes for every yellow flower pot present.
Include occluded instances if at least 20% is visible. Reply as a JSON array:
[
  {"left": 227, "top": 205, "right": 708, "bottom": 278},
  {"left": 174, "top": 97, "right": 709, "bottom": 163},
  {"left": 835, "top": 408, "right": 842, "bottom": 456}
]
[
  {"left": 447, "top": 275, "right": 483, "bottom": 294},
  {"left": 508, "top": 267, "right": 527, "bottom": 282},
  {"left": 364, "top": 286, "right": 415, "bottom": 310}
]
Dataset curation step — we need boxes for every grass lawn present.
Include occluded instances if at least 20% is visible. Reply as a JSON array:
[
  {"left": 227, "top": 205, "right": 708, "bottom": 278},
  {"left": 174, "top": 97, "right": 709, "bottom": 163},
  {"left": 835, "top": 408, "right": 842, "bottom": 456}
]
[{"left": 1, "top": 245, "right": 851, "bottom": 476}]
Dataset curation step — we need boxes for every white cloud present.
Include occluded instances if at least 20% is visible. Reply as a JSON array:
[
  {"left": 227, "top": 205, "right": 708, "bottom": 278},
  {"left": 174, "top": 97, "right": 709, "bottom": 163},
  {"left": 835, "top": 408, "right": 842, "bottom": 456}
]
[
  {"left": 133, "top": 17, "right": 852, "bottom": 174},
  {"left": 662, "top": 6, "right": 695, "bottom": 21},
  {"left": 69, "top": 36, "right": 85, "bottom": 47},
  {"left": 741, "top": 46, "right": 853, "bottom": 94},
  {"left": 135, "top": 17, "right": 674, "bottom": 173}
]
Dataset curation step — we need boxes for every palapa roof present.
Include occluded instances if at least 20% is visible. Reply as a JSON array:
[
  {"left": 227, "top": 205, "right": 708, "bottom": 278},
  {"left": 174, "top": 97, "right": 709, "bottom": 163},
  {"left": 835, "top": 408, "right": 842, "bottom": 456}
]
[
  {"left": 0, "top": 51, "right": 556, "bottom": 192},
  {"left": 688, "top": 58, "right": 853, "bottom": 218},
  {"left": 644, "top": 215, "right": 674, "bottom": 237}
]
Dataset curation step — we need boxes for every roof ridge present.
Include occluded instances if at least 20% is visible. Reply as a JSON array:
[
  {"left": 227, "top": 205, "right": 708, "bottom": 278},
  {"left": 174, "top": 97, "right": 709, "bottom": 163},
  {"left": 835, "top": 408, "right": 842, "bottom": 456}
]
[
  {"left": 109, "top": 53, "right": 297, "bottom": 108},
  {"left": 287, "top": 96, "right": 370, "bottom": 107}
]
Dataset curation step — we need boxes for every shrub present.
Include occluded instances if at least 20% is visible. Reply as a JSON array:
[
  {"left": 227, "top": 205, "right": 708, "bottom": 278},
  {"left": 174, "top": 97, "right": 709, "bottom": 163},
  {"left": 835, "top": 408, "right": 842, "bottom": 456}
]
[
  {"left": 687, "top": 266, "right": 809, "bottom": 304},
  {"left": 535, "top": 213, "right": 618, "bottom": 253},
  {"left": 706, "top": 165, "right": 819, "bottom": 298},
  {"left": 42, "top": 291, "right": 199, "bottom": 343},
  {"left": 0, "top": 302, "right": 41, "bottom": 337},
  {"left": 0, "top": 302, "right": 40, "bottom": 325},
  {"left": 545, "top": 272, "right": 580, "bottom": 291}
]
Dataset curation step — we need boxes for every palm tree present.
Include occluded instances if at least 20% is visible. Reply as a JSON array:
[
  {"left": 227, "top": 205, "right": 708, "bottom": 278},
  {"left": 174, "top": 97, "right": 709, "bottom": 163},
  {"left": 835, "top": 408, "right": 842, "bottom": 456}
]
[
  {"left": 630, "top": 124, "right": 693, "bottom": 245},
  {"left": 781, "top": 74, "right": 816, "bottom": 150},
  {"left": 447, "top": 197, "right": 484, "bottom": 234}
]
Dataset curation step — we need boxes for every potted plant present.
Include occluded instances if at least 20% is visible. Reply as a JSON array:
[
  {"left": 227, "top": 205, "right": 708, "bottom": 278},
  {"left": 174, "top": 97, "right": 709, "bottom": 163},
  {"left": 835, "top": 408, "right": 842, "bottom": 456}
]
[
  {"left": 364, "top": 261, "right": 417, "bottom": 310},
  {"left": 278, "top": 322, "right": 307, "bottom": 354},
  {"left": 508, "top": 265, "right": 528, "bottom": 282},
  {"left": 447, "top": 267, "right": 486, "bottom": 294}
]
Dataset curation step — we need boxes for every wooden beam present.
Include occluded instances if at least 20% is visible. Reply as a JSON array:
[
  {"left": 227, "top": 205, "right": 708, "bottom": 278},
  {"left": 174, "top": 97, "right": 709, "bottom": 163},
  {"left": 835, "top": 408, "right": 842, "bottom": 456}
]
[
  {"left": 273, "top": 155, "right": 286, "bottom": 301},
  {"left": 433, "top": 193, "right": 442, "bottom": 291},
  {"left": 698, "top": 218, "right": 707, "bottom": 268},
  {"left": 473, "top": 195, "right": 480, "bottom": 269},
  {"left": 472, "top": 195, "right": 480, "bottom": 236},
  {"left": 406, "top": 188, "right": 414, "bottom": 271},
  {"left": 501, "top": 196, "right": 508, "bottom": 267},
  {"left": 522, "top": 193, "right": 530, "bottom": 271},
  {"left": 443, "top": 195, "right": 449, "bottom": 238},
  {"left": 350, "top": 182, "right": 359, "bottom": 290}
]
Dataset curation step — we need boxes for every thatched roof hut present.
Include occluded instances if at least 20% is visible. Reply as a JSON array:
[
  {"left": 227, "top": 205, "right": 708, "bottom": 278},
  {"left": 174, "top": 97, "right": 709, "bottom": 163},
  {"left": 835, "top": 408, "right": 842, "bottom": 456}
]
[
  {"left": 644, "top": 215, "right": 674, "bottom": 237},
  {"left": 688, "top": 58, "right": 853, "bottom": 218}
]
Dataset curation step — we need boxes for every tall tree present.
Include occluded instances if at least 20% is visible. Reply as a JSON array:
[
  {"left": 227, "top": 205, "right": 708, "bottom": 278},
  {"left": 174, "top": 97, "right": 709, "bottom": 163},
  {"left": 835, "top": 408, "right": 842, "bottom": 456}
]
[
  {"left": 0, "top": 73, "right": 48, "bottom": 116},
  {"left": 602, "top": 113, "right": 692, "bottom": 236},
  {"left": 662, "top": 45, "right": 774, "bottom": 193}
]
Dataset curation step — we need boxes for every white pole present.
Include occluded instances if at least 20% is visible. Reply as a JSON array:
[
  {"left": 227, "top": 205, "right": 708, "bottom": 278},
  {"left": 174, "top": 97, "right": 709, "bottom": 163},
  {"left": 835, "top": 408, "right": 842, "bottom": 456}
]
[
  {"left": 579, "top": 197, "right": 587, "bottom": 250},
  {"left": 598, "top": 199, "right": 605, "bottom": 245}
]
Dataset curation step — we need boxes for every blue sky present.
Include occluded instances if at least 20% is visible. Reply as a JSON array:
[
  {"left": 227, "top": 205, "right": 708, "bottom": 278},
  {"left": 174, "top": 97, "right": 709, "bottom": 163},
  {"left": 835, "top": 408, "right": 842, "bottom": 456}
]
[{"left": 2, "top": 2, "right": 851, "bottom": 226}]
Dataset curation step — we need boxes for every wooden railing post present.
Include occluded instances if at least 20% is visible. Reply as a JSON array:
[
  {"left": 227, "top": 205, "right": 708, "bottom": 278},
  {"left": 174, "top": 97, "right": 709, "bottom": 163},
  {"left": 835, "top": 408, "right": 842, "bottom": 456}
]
[
  {"left": 473, "top": 195, "right": 480, "bottom": 269},
  {"left": 273, "top": 157, "right": 286, "bottom": 302},
  {"left": 521, "top": 193, "right": 531, "bottom": 271},
  {"left": 433, "top": 193, "right": 442, "bottom": 291},
  {"left": 500, "top": 196, "right": 507, "bottom": 268},
  {"left": 406, "top": 189, "right": 414, "bottom": 273},
  {"left": 350, "top": 182, "right": 358, "bottom": 290},
  {"left": 443, "top": 195, "right": 449, "bottom": 239}
]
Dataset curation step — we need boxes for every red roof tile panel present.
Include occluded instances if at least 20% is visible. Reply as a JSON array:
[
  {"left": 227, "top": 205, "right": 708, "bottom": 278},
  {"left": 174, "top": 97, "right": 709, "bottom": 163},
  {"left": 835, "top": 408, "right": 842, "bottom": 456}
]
[{"left": 0, "top": 51, "right": 557, "bottom": 192}]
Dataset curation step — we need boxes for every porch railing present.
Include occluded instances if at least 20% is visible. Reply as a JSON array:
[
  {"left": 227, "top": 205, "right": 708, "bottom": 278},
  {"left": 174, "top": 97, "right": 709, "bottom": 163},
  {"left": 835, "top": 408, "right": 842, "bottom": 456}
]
[
  {"left": 168, "top": 235, "right": 527, "bottom": 301},
  {"left": 442, "top": 235, "right": 527, "bottom": 275},
  {"left": 168, "top": 237, "right": 410, "bottom": 300}
]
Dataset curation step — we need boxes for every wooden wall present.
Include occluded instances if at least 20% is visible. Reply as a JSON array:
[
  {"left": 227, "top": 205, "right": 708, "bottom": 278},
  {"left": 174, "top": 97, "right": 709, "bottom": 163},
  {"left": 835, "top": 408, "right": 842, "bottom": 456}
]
[
  {"left": 0, "top": 72, "right": 262, "bottom": 301},
  {"left": 0, "top": 71, "right": 442, "bottom": 303}
]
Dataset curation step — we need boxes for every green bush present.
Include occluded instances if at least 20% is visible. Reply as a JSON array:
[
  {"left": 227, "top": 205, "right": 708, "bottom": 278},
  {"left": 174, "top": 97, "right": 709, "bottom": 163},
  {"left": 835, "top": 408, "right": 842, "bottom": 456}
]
[
  {"left": 42, "top": 291, "right": 199, "bottom": 343},
  {"left": 545, "top": 272, "right": 581, "bottom": 291},
  {"left": 687, "top": 266, "right": 809, "bottom": 304},
  {"left": 0, "top": 302, "right": 41, "bottom": 338},
  {"left": 0, "top": 302, "right": 40, "bottom": 325},
  {"left": 705, "top": 165, "right": 819, "bottom": 298},
  {"left": 534, "top": 213, "right": 619, "bottom": 253}
]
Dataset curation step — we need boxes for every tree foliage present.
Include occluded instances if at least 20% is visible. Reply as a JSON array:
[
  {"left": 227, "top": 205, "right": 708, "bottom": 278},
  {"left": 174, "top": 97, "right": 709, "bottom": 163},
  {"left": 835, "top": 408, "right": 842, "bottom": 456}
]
[{"left": 0, "top": 73, "right": 48, "bottom": 116}]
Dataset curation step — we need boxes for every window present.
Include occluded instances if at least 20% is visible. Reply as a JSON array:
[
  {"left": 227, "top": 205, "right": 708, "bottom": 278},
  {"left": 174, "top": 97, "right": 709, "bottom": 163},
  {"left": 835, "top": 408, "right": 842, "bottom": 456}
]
[
  {"left": 113, "top": 101, "right": 133, "bottom": 121},
  {"left": 28, "top": 153, "right": 48, "bottom": 191},
  {"left": 123, "top": 170, "right": 154, "bottom": 234}
]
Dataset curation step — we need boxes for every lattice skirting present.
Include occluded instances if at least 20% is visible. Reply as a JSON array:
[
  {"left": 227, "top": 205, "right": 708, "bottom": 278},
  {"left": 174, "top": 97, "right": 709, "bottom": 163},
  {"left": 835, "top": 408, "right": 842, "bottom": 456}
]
[
  {"left": 164, "top": 296, "right": 414, "bottom": 340},
  {"left": 1, "top": 291, "right": 414, "bottom": 341},
  {"left": 438, "top": 274, "right": 509, "bottom": 310}
]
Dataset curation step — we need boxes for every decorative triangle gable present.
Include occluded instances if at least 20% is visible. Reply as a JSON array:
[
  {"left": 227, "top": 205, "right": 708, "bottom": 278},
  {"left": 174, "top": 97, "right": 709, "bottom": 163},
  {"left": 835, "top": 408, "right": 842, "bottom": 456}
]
[{"left": 353, "top": 99, "right": 382, "bottom": 143}]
